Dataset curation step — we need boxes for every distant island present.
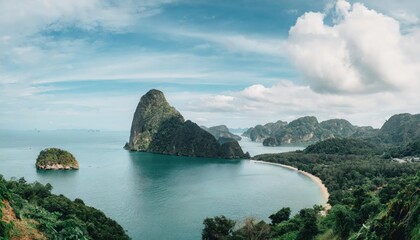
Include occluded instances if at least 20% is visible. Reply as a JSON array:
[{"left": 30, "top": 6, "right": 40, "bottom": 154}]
[
  {"left": 36, "top": 148, "right": 79, "bottom": 170},
  {"left": 201, "top": 125, "right": 242, "bottom": 141},
  {"left": 243, "top": 116, "right": 378, "bottom": 146},
  {"left": 125, "top": 89, "right": 249, "bottom": 159},
  {"left": 242, "top": 114, "right": 418, "bottom": 146}
]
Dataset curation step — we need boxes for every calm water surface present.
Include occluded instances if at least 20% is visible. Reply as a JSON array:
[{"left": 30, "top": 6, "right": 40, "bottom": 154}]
[
  {"left": 0, "top": 130, "right": 322, "bottom": 239},
  {"left": 239, "top": 137, "right": 305, "bottom": 157}
]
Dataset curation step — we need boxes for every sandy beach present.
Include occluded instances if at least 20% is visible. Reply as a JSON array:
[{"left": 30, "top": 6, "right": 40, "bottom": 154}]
[{"left": 251, "top": 160, "right": 331, "bottom": 211}]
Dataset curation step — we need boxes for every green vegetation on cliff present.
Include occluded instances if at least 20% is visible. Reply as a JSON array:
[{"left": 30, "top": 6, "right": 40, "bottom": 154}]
[
  {"left": 126, "top": 89, "right": 249, "bottom": 159},
  {"left": 263, "top": 137, "right": 280, "bottom": 147},
  {"left": 36, "top": 148, "right": 79, "bottom": 170},
  {"left": 378, "top": 113, "right": 420, "bottom": 144},
  {"left": 201, "top": 125, "right": 242, "bottom": 141},
  {"left": 0, "top": 176, "right": 129, "bottom": 239},
  {"left": 243, "top": 124, "right": 271, "bottom": 142},
  {"left": 244, "top": 113, "right": 420, "bottom": 147},
  {"left": 128, "top": 89, "right": 184, "bottom": 151},
  {"left": 303, "top": 138, "right": 381, "bottom": 155},
  {"left": 244, "top": 117, "right": 375, "bottom": 146},
  {"left": 203, "top": 137, "right": 420, "bottom": 239},
  {"left": 386, "top": 138, "right": 420, "bottom": 158},
  {"left": 150, "top": 119, "right": 218, "bottom": 157}
]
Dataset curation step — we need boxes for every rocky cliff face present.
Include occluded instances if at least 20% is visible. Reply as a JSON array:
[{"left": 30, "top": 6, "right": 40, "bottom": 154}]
[
  {"left": 262, "top": 137, "right": 279, "bottom": 147},
  {"left": 242, "top": 120, "right": 287, "bottom": 142},
  {"left": 201, "top": 125, "right": 242, "bottom": 141},
  {"left": 378, "top": 113, "right": 420, "bottom": 144},
  {"left": 126, "top": 89, "right": 249, "bottom": 159},
  {"left": 127, "top": 89, "right": 184, "bottom": 151},
  {"left": 245, "top": 117, "right": 376, "bottom": 146},
  {"left": 243, "top": 125, "right": 270, "bottom": 142},
  {"left": 246, "top": 113, "right": 420, "bottom": 146}
]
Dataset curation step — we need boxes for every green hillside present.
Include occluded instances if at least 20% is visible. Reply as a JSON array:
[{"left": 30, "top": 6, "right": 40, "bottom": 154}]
[
  {"left": 202, "top": 138, "right": 420, "bottom": 240},
  {"left": 0, "top": 177, "right": 129, "bottom": 240}
]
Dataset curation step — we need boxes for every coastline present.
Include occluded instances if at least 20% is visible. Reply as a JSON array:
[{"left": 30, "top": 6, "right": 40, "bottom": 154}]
[{"left": 251, "top": 160, "right": 331, "bottom": 212}]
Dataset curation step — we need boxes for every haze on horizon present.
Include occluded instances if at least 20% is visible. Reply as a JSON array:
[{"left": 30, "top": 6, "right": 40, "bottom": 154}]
[{"left": 1, "top": 0, "right": 419, "bottom": 131}]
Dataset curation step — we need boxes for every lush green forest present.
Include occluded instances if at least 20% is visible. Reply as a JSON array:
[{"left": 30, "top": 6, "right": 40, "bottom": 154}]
[
  {"left": 202, "top": 138, "right": 420, "bottom": 239},
  {"left": 0, "top": 176, "right": 129, "bottom": 240},
  {"left": 385, "top": 138, "right": 420, "bottom": 158}
]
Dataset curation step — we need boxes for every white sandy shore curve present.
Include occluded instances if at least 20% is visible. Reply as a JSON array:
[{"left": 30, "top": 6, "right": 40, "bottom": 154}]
[{"left": 251, "top": 160, "right": 331, "bottom": 212}]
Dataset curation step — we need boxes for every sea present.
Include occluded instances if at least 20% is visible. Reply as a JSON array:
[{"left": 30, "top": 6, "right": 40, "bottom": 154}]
[{"left": 0, "top": 130, "right": 324, "bottom": 239}]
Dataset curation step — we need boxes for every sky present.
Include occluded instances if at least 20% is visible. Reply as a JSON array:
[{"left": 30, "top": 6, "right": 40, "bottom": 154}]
[{"left": 1, "top": 0, "right": 419, "bottom": 130}]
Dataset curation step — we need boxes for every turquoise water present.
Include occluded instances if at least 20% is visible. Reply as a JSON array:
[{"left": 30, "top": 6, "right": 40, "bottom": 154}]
[
  {"left": 0, "top": 130, "right": 322, "bottom": 239},
  {"left": 239, "top": 137, "right": 306, "bottom": 157}
]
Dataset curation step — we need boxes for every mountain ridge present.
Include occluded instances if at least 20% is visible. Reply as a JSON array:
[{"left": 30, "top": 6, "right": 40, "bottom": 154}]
[
  {"left": 243, "top": 114, "right": 420, "bottom": 146},
  {"left": 243, "top": 116, "right": 375, "bottom": 146}
]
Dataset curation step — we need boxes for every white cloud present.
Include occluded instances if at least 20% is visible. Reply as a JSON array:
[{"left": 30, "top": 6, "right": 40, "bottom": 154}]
[
  {"left": 209, "top": 35, "right": 286, "bottom": 56},
  {"left": 180, "top": 79, "right": 419, "bottom": 128},
  {"left": 0, "top": 0, "right": 176, "bottom": 38},
  {"left": 356, "top": 0, "right": 420, "bottom": 21},
  {"left": 0, "top": 0, "right": 182, "bottom": 88},
  {"left": 1, "top": 0, "right": 419, "bottom": 131},
  {"left": 336, "top": 0, "right": 351, "bottom": 16},
  {"left": 285, "top": 9, "right": 299, "bottom": 15},
  {"left": 179, "top": 1, "right": 417, "bottom": 128},
  {"left": 169, "top": 29, "right": 287, "bottom": 57},
  {"left": 287, "top": 0, "right": 420, "bottom": 94},
  {"left": 26, "top": 52, "right": 262, "bottom": 86},
  {"left": 186, "top": 94, "right": 237, "bottom": 112},
  {"left": 391, "top": 10, "right": 420, "bottom": 25}
]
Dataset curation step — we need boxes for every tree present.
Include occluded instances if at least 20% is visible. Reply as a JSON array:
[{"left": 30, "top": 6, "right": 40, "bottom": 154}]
[
  {"left": 353, "top": 187, "right": 370, "bottom": 210},
  {"left": 269, "top": 207, "right": 291, "bottom": 225},
  {"left": 359, "top": 200, "right": 380, "bottom": 224},
  {"left": 74, "top": 198, "right": 85, "bottom": 205},
  {"left": 234, "top": 218, "right": 271, "bottom": 240},
  {"left": 329, "top": 205, "right": 355, "bottom": 240},
  {"left": 296, "top": 208, "right": 318, "bottom": 240},
  {"left": 202, "top": 215, "right": 235, "bottom": 240}
]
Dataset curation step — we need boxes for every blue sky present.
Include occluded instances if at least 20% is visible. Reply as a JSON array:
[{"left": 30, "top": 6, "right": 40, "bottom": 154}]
[{"left": 1, "top": 0, "right": 419, "bottom": 130}]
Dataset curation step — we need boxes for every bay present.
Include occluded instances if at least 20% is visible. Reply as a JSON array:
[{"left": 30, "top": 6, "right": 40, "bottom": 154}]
[{"left": 0, "top": 130, "right": 322, "bottom": 239}]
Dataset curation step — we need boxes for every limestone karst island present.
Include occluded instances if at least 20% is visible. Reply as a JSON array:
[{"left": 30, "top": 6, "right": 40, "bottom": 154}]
[
  {"left": 35, "top": 148, "right": 79, "bottom": 170},
  {"left": 1, "top": 0, "right": 420, "bottom": 239},
  {"left": 125, "top": 89, "right": 250, "bottom": 159}
]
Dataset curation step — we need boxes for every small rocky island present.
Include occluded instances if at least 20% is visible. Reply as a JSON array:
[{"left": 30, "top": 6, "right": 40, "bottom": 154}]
[
  {"left": 125, "top": 89, "right": 249, "bottom": 159},
  {"left": 36, "top": 148, "right": 79, "bottom": 170}
]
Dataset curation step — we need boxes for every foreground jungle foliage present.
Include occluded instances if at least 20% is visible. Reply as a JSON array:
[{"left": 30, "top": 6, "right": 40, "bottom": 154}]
[
  {"left": 0, "top": 176, "right": 129, "bottom": 240},
  {"left": 203, "top": 138, "right": 420, "bottom": 240}
]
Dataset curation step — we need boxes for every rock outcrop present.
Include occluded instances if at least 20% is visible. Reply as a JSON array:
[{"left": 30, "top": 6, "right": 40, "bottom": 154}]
[
  {"left": 245, "top": 113, "right": 420, "bottom": 146},
  {"left": 125, "top": 89, "right": 249, "bottom": 159},
  {"left": 201, "top": 125, "right": 242, "bottom": 141},
  {"left": 263, "top": 137, "right": 280, "bottom": 147},
  {"left": 243, "top": 117, "right": 376, "bottom": 146},
  {"left": 36, "top": 148, "right": 79, "bottom": 170},
  {"left": 127, "top": 89, "right": 184, "bottom": 151},
  {"left": 243, "top": 125, "right": 271, "bottom": 142},
  {"left": 378, "top": 113, "right": 420, "bottom": 144}
]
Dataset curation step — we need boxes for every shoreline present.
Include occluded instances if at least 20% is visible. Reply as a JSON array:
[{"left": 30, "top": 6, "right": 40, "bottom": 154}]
[{"left": 251, "top": 160, "right": 331, "bottom": 212}]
